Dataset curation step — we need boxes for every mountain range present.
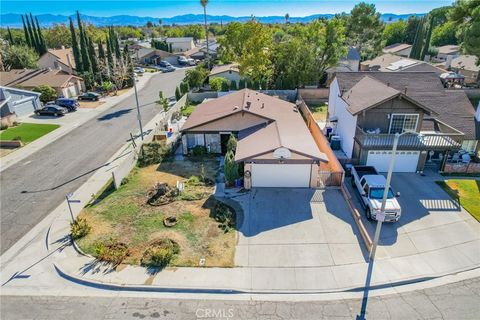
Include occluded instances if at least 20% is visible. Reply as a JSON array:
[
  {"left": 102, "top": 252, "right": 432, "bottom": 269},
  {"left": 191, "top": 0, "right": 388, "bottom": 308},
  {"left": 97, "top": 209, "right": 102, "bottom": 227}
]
[{"left": 0, "top": 13, "right": 424, "bottom": 28}]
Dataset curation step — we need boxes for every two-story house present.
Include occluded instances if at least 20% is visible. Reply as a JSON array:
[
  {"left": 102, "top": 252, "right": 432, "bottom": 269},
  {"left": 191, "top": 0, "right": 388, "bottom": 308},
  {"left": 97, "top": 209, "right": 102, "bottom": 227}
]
[{"left": 328, "top": 72, "right": 478, "bottom": 172}]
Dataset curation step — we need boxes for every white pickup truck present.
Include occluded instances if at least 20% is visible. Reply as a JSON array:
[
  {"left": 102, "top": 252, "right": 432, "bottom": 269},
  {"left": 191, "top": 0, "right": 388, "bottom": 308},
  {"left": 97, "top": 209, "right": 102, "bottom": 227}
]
[{"left": 351, "top": 166, "right": 402, "bottom": 222}]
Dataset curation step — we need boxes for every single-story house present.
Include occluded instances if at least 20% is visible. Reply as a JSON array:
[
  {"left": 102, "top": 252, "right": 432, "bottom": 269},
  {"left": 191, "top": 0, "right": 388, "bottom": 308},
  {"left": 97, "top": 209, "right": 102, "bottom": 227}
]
[
  {"left": 38, "top": 47, "right": 76, "bottom": 74},
  {"left": 434, "top": 45, "right": 461, "bottom": 62},
  {"left": 180, "top": 89, "right": 328, "bottom": 188},
  {"left": 445, "top": 55, "right": 479, "bottom": 86},
  {"left": 132, "top": 48, "right": 177, "bottom": 65},
  {"left": 0, "top": 86, "right": 41, "bottom": 118},
  {"left": 166, "top": 37, "right": 195, "bottom": 53},
  {"left": 209, "top": 64, "right": 242, "bottom": 86},
  {"left": 327, "top": 72, "right": 478, "bottom": 172},
  {"left": 361, "top": 53, "right": 446, "bottom": 74},
  {"left": 0, "top": 69, "right": 85, "bottom": 98},
  {"left": 382, "top": 43, "right": 412, "bottom": 57}
]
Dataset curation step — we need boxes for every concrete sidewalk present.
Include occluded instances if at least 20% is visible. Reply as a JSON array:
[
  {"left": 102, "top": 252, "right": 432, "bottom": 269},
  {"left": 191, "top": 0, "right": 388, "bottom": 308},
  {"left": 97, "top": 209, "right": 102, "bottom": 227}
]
[{"left": 0, "top": 73, "right": 155, "bottom": 173}]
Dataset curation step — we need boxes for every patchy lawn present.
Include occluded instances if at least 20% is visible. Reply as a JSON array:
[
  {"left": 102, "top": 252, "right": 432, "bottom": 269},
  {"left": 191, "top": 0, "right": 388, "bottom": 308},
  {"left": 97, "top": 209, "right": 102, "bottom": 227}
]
[
  {"left": 437, "top": 179, "right": 480, "bottom": 221},
  {"left": 0, "top": 123, "right": 60, "bottom": 144},
  {"left": 77, "top": 159, "right": 237, "bottom": 268},
  {"left": 79, "top": 100, "right": 106, "bottom": 109},
  {"left": 308, "top": 103, "right": 328, "bottom": 121}
]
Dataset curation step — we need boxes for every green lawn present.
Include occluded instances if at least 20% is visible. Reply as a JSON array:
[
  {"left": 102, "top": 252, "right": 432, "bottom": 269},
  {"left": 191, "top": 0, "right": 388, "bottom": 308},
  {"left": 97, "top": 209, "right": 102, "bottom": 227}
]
[
  {"left": 437, "top": 179, "right": 480, "bottom": 221},
  {"left": 0, "top": 123, "right": 60, "bottom": 144},
  {"left": 308, "top": 103, "right": 328, "bottom": 121},
  {"left": 181, "top": 104, "right": 196, "bottom": 117}
]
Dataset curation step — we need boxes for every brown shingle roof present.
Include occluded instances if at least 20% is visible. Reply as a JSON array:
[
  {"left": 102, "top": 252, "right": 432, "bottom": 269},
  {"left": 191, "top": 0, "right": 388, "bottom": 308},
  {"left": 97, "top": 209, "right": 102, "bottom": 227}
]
[
  {"left": 181, "top": 89, "right": 327, "bottom": 161},
  {"left": 47, "top": 48, "right": 76, "bottom": 69},
  {"left": 335, "top": 72, "right": 478, "bottom": 139},
  {"left": 436, "top": 45, "right": 460, "bottom": 55},
  {"left": 382, "top": 43, "right": 412, "bottom": 54},
  {"left": 0, "top": 69, "right": 83, "bottom": 89},
  {"left": 361, "top": 53, "right": 445, "bottom": 74},
  {"left": 450, "top": 55, "right": 480, "bottom": 72},
  {"left": 209, "top": 64, "right": 240, "bottom": 76}
]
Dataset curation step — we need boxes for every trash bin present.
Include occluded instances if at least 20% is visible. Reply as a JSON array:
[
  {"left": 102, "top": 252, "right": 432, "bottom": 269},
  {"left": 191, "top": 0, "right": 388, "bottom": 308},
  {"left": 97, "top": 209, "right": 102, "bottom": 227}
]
[{"left": 330, "top": 135, "right": 341, "bottom": 150}]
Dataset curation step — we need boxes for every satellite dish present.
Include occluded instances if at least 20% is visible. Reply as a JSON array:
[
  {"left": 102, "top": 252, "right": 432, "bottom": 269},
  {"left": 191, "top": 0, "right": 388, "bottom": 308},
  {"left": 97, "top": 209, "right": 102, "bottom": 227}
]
[{"left": 273, "top": 147, "right": 291, "bottom": 159}]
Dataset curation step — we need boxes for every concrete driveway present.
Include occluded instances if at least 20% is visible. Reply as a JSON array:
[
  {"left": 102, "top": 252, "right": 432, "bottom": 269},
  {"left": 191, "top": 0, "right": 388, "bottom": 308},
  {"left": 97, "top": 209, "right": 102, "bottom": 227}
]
[
  {"left": 235, "top": 188, "right": 368, "bottom": 268},
  {"left": 347, "top": 172, "right": 480, "bottom": 274}
]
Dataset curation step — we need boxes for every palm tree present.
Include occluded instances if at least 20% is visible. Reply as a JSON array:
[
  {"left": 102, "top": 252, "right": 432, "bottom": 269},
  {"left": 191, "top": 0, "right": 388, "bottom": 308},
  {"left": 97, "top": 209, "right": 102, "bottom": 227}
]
[
  {"left": 285, "top": 13, "right": 290, "bottom": 24},
  {"left": 200, "top": 0, "right": 210, "bottom": 68}
]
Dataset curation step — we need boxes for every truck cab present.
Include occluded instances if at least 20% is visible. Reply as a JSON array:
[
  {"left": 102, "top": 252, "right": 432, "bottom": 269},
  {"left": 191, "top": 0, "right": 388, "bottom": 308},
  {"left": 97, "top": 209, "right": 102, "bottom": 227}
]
[{"left": 351, "top": 166, "right": 402, "bottom": 222}]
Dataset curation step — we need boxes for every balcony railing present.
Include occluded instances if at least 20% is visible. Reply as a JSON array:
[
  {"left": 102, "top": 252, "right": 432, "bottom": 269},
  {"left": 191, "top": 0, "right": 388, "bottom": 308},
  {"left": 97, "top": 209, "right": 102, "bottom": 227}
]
[{"left": 355, "top": 126, "right": 463, "bottom": 150}]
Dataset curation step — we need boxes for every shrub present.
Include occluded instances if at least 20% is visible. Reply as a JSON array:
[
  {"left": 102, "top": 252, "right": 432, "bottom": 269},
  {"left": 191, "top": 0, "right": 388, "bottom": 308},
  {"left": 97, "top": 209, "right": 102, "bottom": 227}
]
[
  {"left": 70, "top": 217, "right": 91, "bottom": 240},
  {"left": 12, "top": 136, "right": 22, "bottom": 141},
  {"left": 209, "top": 77, "right": 228, "bottom": 92},
  {"left": 226, "top": 134, "right": 237, "bottom": 153},
  {"left": 213, "top": 202, "right": 236, "bottom": 232},
  {"left": 138, "top": 142, "right": 172, "bottom": 167},
  {"left": 32, "top": 85, "right": 57, "bottom": 103},
  {"left": 100, "top": 81, "right": 114, "bottom": 93},
  {"left": 224, "top": 150, "right": 239, "bottom": 186},
  {"left": 141, "top": 239, "right": 180, "bottom": 268},
  {"left": 191, "top": 145, "right": 207, "bottom": 156},
  {"left": 230, "top": 80, "right": 238, "bottom": 91},
  {"left": 94, "top": 241, "right": 129, "bottom": 265},
  {"left": 239, "top": 78, "right": 246, "bottom": 89},
  {"left": 175, "top": 86, "right": 182, "bottom": 100}
]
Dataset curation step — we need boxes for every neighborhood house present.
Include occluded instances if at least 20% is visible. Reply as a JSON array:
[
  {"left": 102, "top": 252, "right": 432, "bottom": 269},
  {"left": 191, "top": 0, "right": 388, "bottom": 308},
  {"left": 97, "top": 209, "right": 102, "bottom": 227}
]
[
  {"left": 0, "top": 86, "right": 41, "bottom": 119},
  {"left": 382, "top": 43, "right": 412, "bottom": 57},
  {"left": 180, "top": 89, "right": 328, "bottom": 188},
  {"left": 165, "top": 37, "right": 195, "bottom": 52},
  {"left": 38, "top": 47, "right": 76, "bottom": 74},
  {"left": 209, "top": 64, "right": 242, "bottom": 86},
  {"left": 327, "top": 72, "right": 478, "bottom": 172}
]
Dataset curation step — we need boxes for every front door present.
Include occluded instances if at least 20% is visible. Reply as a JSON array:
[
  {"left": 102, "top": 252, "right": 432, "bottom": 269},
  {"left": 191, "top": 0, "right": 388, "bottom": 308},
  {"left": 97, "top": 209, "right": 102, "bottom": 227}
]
[{"left": 220, "top": 134, "right": 230, "bottom": 154}]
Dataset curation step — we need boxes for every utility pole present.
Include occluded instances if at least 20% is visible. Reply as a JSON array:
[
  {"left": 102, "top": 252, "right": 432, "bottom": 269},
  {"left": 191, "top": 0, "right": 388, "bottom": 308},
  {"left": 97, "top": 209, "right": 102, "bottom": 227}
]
[{"left": 133, "top": 72, "right": 144, "bottom": 140}]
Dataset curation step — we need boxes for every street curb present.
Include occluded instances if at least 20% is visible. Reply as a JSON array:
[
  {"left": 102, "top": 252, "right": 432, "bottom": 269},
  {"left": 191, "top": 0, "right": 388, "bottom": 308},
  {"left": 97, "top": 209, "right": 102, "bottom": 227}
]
[{"left": 53, "top": 258, "right": 480, "bottom": 296}]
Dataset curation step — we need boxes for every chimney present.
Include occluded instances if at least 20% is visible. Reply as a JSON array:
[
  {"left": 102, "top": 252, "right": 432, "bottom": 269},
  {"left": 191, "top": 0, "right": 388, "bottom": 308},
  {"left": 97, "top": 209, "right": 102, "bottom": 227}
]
[{"left": 404, "top": 87, "right": 408, "bottom": 94}]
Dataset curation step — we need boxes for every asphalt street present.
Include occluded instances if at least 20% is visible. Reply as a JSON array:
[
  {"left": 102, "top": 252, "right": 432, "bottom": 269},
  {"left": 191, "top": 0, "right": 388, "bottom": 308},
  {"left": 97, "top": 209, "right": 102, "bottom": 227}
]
[
  {"left": 0, "top": 69, "right": 186, "bottom": 254},
  {"left": 1, "top": 277, "right": 480, "bottom": 320}
]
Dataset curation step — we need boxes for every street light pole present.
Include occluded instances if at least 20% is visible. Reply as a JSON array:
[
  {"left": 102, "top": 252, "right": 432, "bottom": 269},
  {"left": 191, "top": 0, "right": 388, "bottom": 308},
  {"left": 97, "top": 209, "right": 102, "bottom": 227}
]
[{"left": 133, "top": 72, "right": 144, "bottom": 140}]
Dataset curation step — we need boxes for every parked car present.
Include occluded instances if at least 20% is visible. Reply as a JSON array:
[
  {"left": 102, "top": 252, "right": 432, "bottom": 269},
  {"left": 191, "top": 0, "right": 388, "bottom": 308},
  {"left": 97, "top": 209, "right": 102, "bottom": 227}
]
[
  {"left": 351, "top": 166, "right": 401, "bottom": 222},
  {"left": 187, "top": 58, "right": 197, "bottom": 66},
  {"left": 157, "top": 61, "right": 175, "bottom": 72},
  {"left": 54, "top": 98, "right": 79, "bottom": 112},
  {"left": 78, "top": 92, "right": 100, "bottom": 101},
  {"left": 34, "top": 105, "right": 68, "bottom": 117},
  {"left": 168, "top": 97, "right": 176, "bottom": 108},
  {"left": 134, "top": 67, "right": 145, "bottom": 74},
  {"left": 177, "top": 56, "right": 189, "bottom": 66}
]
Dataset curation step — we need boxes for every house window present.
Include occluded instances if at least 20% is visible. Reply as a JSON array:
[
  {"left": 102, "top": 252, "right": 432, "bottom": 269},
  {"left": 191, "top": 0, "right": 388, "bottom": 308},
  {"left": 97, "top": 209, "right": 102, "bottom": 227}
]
[{"left": 389, "top": 114, "right": 419, "bottom": 134}]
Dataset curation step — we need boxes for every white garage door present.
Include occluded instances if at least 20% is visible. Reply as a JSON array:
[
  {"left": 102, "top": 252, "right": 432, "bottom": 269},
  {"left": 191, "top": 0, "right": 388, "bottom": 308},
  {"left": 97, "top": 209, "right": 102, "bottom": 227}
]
[
  {"left": 366, "top": 150, "right": 420, "bottom": 172},
  {"left": 251, "top": 164, "right": 311, "bottom": 188}
]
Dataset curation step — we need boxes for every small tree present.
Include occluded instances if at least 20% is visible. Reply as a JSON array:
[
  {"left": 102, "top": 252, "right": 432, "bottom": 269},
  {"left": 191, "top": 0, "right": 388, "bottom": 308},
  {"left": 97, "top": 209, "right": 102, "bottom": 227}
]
[
  {"left": 238, "top": 78, "right": 246, "bottom": 89},
  {"left": 184, "top": 65, "right": 208, "bottom": 89},
  {"left": 2, "top": 45, "right": 38, "bottom": 69},
  {"left": 226, "top": 134, "right": 237, "bottom": 153},
  {"left": 158, "top": 91, "right": 169, "bottom": 112},
  {"left": 230, "top": 80, "right": 238, "bottom": 91},
  {"left": 221, "top": 79, "right": 230, "bottom": 92},
  {"left": 32, "top": 85, "right": 57, "bottom": 103},
  {"left": 224, "top": 150, "right": 239, "bottom": 186},
  {"left": 209, "top": 77, "right": 227, "bottom": 91},
  {"left": 175, "top": 86, "right": 181, "bottom": 100}
]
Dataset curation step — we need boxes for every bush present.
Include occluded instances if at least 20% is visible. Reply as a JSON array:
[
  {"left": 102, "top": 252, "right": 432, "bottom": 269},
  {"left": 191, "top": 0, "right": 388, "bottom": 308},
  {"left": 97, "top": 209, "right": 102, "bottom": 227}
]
[
  {"left": 239, "top": 79, "right": 246, "bottom": 89},
  {"left": 209, "top": 77, "right": 229, "bottom": 92},
  {"left": 138, "top": 142, "right": 172, "bottom": 167},
  {"left": 230, "top": 80, "right": 238, "bottom": 91},
  {"left": 141, "top": 239, "right": 180, "bottom": 268},
  {"left": 212, "top": 201, "right": 236, "bottom": 232},
  {"left": 100, "top": 81, "right": 114, "bottom": 93},
  {"left": 175, "top": 86, "right": 182, "bottom": 100},
  {"left": 70, "top": 217, "right": 91, "bottom": 240},
  {"left": 94, "top": 241, "right": 129, "bottom": 265},
  {"left": 224, "top": 150, "right": 239, "bottom": 186},
  {"left": 191, "top": 145, "right": 207, "bottom": 156},
  {"left": 32, "top": 85, "right": 57, "bottom": 103}
]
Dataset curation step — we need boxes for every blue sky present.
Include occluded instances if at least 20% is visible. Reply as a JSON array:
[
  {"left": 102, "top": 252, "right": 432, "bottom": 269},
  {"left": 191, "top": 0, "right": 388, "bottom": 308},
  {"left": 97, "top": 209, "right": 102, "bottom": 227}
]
[{"left": 1, "top": 0, "right": 453, "bottom": 17}]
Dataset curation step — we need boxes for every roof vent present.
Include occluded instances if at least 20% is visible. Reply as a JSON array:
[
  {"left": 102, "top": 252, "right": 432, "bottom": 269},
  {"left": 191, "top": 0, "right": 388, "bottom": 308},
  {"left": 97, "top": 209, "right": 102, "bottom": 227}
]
[
  {"left": 387, "top": 82, "right": 390, "bottom": 87},
  {"left": 261, "top": 103, "right": 264, "bottom": 109},
  {"left": 233, "top": 106, "right": 239, "bottom": 110},
  {"left": 245, "top": 101, "right": 251, "bottom": 109},
  {"left": 404, "top": 87, "right": 408, "bottom": 94}
]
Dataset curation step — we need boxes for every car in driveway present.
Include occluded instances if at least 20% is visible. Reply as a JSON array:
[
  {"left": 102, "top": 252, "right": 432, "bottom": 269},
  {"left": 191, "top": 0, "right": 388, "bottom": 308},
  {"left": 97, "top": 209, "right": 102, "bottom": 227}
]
[
  {"left": 78, "top": 92, "right": 101, "bottom": 101},
  {"left": 133, "top": 67, "right": 145, "bottom": 74},
  {"left": 351, "top": 165, "right": 401, "bottom": 222},
  {"left": 54, "top": 98, "right": 78, "bottom": 112},
  {"left": 34, "top": 105, "right": 68, "bottom": 117}
]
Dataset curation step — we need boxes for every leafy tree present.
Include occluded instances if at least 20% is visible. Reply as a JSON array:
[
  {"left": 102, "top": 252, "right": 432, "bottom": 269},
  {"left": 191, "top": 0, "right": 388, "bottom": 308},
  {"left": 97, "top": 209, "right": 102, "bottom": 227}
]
[
  {"left": 405, "top": 15, "right": 422, "bottom": 44},
  {"left": 224, "top": 150, "right": 239, "bottom": 186},
  {"left": 238, "top": 78, "right": 246, "bottom": 89},
  {"left": 69, "top": 18, "right": 82, "bottom": 72},
  {"left": 32, "top": 85, "right": 57, "bottom": 103},
  {"left": 209, "top": 77, "right": 228, "bottom": 91},
  {"left": 200, "top": 0, "right": 210, "bottom": 67},
  {"left": 2, "top": 45, "right": 38, "bottom": 69},
  {"left": 175, "top": 86, "right": 182, "bottom": 100},
  {"left": 383, "top": 20, "right": 407, "bottom": 46},
  {"left": 346, "top": 2, "right": 384, "bottom": 59},
  {"left": 450, "top": 0, "right": 480, "bottom": 59},
  {"left": 44, "top": 23, "right": 71, "bottom": 49},
  {"left": 229, "top": 80, "right": 238, "bottom": 90},
  {"left": 184, "top": 66, "right": 208, "bottom": 89},
  {"left": 179, "top": 81, "right": 190, "bottom": 94},
  {"left": 158, "top": 91, "right": 169, "bottom": 112},
  {"left": 431, "top": 21, "right": 458, "bottom": 46},
  {"left": 226, "top": 134, "right": 237, "bottom": 153}
]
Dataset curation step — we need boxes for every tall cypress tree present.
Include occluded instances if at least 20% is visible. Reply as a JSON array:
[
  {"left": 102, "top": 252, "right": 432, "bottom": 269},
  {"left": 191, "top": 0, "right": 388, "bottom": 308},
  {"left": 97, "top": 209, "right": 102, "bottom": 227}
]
[
  {"left": 98, "top": 41, "right": 105, "bottom": 61},
  {"left": 25, "top": 14, "right": 37, "bottom": 53},
  {"left": 69, "top": 17, "right": 83, "bottom": 72},
  {"left": 87, "top": 36, "right": 98, "bottom": 73},
  {"left": 77, "top": 11, "right": 91, "bottom": 73},
  {"left": 409, "top": 17, "right": 425, "bottom": 60},
  {"left": 29, "top": 13, "right": 41, "bottom": 53},
  {"left": 420, "top": 15, "right": 434, "bottom": 61},
  {"left": 21, "top": 15, "right": 31, "bottom": 47},
  {"left": 7, "top": 27, "right": 15, "bottom": 45},
  {"left": 106, "top": 34, "right": 114, "bottom": 68},
  {"left": 35, "top": 16, "right": 47, "bottom": 54}
]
